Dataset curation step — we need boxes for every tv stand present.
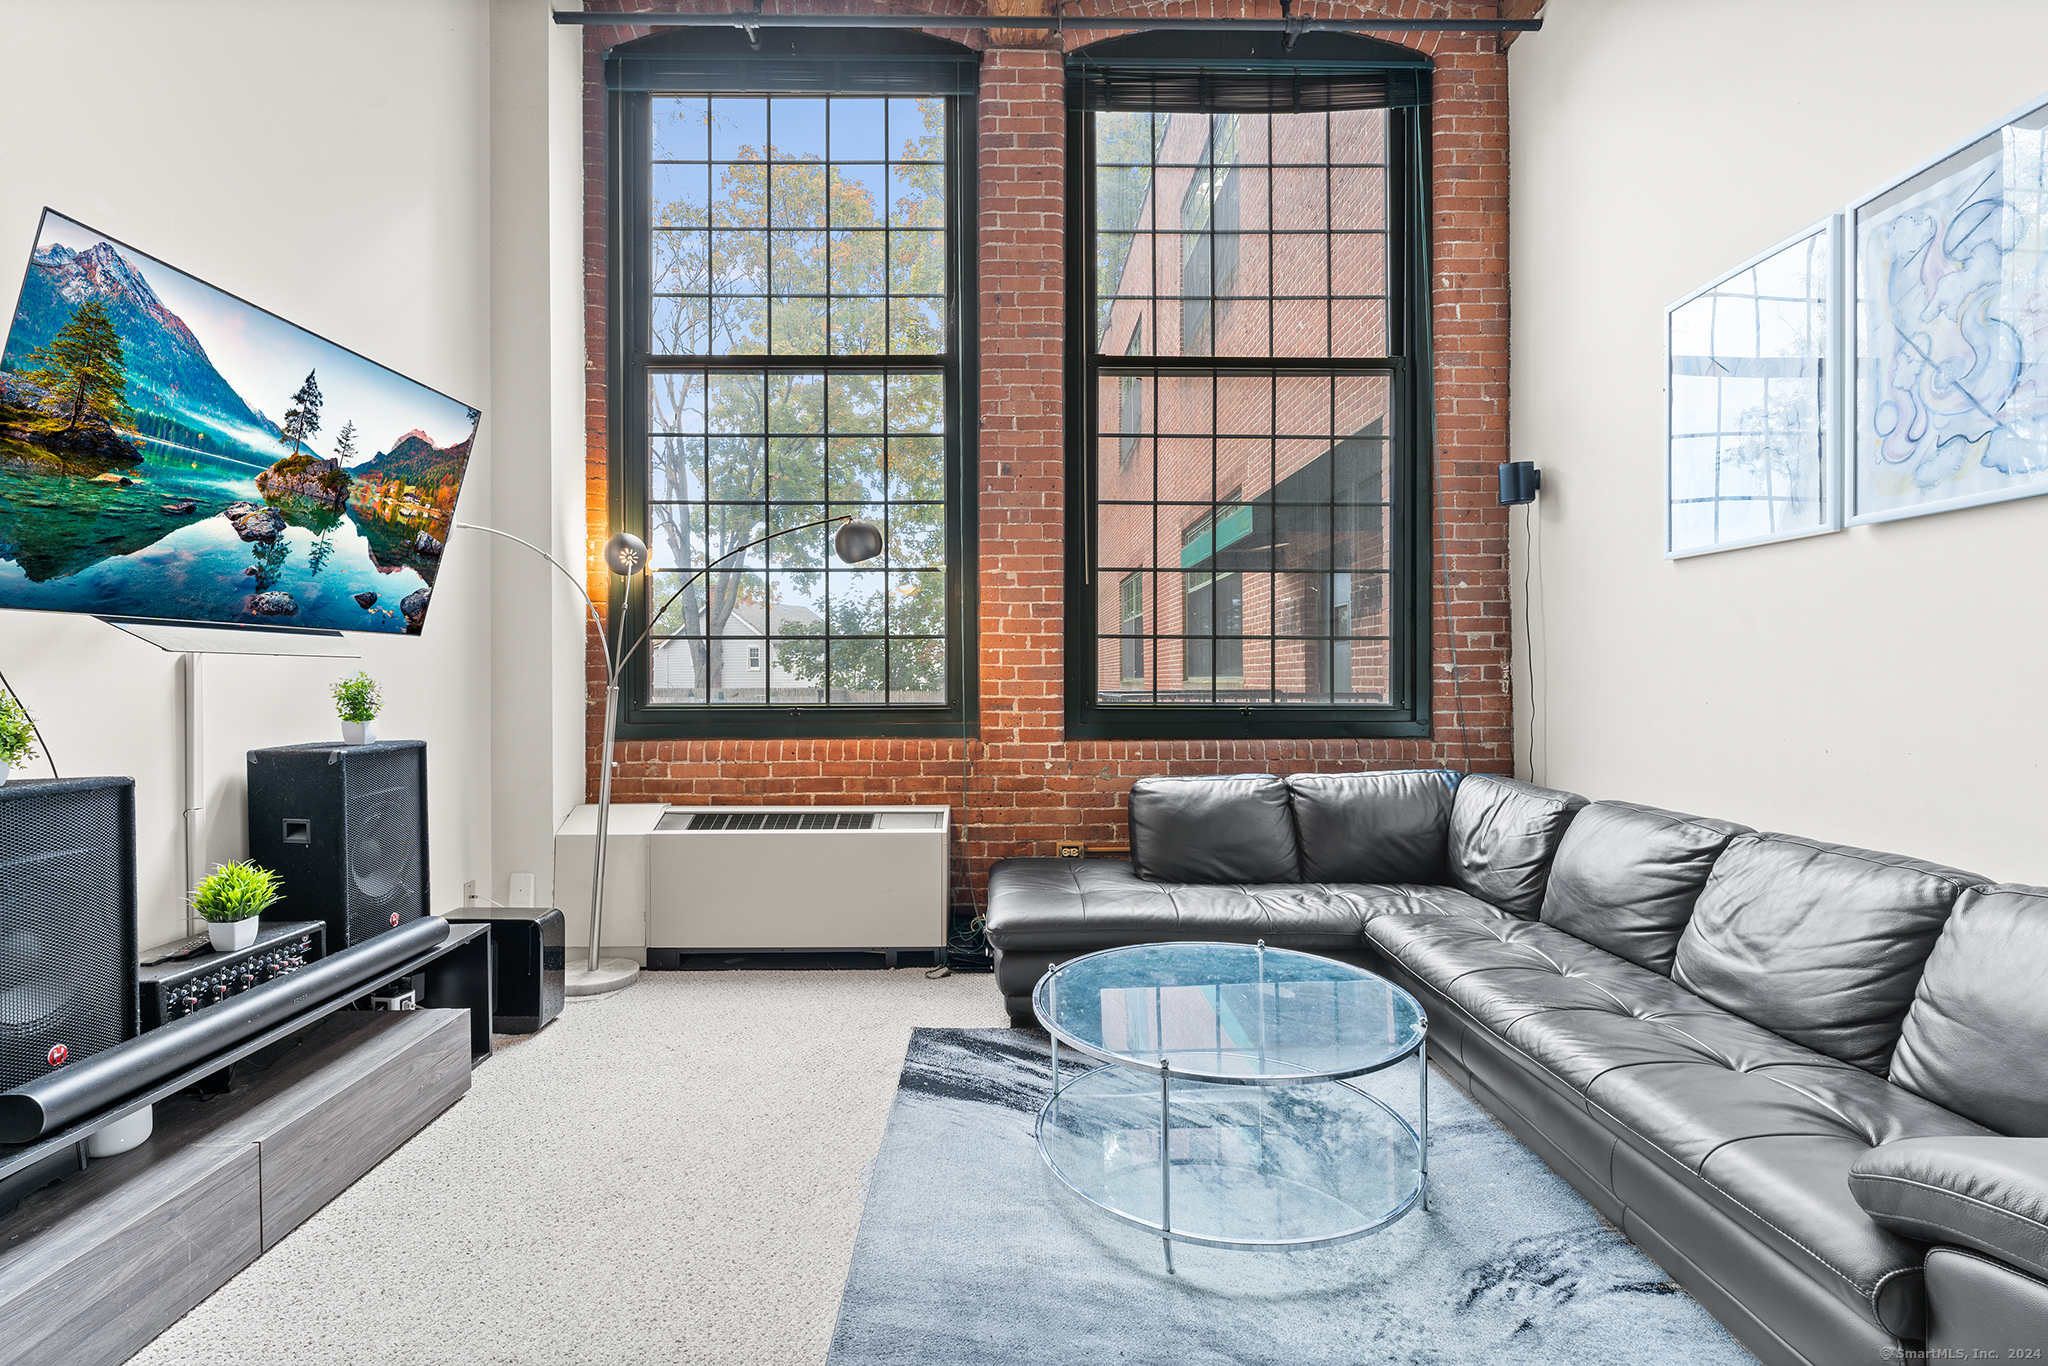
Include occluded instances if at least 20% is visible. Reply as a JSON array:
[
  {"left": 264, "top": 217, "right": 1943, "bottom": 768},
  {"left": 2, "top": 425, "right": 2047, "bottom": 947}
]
[{"left": 0, "top": 1009, "right": 471, "bottom": 1366}]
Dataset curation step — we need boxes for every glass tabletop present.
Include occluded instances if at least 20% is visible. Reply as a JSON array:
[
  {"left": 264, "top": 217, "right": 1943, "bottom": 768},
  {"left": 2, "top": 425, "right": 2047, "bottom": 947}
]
[{"left": 1032, "top": 941, "right": 1425, "bottom": 1083}]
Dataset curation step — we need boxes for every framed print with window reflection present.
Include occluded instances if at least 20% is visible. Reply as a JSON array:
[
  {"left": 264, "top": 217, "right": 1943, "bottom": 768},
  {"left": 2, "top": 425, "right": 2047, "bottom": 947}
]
[{"left": 1665, "top": 217, "right": 1843, "bottom": 558}]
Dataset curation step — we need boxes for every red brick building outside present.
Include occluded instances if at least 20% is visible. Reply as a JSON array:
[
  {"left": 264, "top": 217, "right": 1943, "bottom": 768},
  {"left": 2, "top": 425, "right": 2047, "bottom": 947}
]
[
  {"left": 1092, "top": 107, "right": 1395, "bottom": 706},
  {"left": 579, "top": 0, "right": 1515, "bottom": 912}
]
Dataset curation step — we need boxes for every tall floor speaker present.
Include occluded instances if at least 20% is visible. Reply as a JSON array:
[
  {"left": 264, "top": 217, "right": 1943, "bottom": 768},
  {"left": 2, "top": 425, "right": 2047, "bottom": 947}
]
[
  {"left": 0, "top": 778, "right": 139, "bottom": 1094},
  {"left": 247, "top": 741, "right": 430, "bottom": 950}
]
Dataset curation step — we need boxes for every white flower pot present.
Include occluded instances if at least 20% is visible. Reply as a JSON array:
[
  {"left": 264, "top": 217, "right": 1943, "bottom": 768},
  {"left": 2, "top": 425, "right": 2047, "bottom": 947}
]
[
  {"left": 0, "top": 761, "right": 11, "bottom": 786},
  {"left": 208, "top": 917, "right": 259, "bottom": 952},
  {"left": 341, "top": 720, "right": 378, "bottom": 745}
]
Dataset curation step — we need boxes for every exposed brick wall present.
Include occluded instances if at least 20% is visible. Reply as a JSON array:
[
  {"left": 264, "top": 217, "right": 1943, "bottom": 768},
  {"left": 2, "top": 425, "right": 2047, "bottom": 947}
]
[{"left": 579, "top": 1, "right": 1512, "bottom": 913}]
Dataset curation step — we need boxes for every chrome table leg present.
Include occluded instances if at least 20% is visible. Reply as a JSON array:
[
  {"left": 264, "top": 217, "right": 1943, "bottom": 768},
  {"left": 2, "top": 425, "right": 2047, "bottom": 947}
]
[
  {"left": 1419, "top": 1035, "right": 1430, "bottom": 1214},
  {"left": 1160, "top": 1057, "right": 1175, "bottom": 1274}
]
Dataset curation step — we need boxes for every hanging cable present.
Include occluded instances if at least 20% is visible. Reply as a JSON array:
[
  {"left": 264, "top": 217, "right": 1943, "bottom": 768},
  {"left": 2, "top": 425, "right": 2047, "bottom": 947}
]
[
  {"left": 0, "top": 671, "right": 57, "bottom": 779},
  {"left": 930, "top": 711, "right": 990, "bottom": 977},
  {"left": 1516, "top": 502, "right": 1532, "bottom": 779},
  {"left": 1531, "top": 497, "right": 1546, "bottom": 783}
]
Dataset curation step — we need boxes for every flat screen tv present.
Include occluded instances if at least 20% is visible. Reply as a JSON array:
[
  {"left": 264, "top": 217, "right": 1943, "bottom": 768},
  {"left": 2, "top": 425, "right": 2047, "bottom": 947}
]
[{"left": 0, "top": 209, "right": 479, "bottom": 636}]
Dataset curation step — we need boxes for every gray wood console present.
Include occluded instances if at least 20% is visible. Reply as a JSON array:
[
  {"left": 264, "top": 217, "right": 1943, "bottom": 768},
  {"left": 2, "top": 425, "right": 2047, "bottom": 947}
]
[{"left": 0, "top": 1009, "right": 470, "bottom": 1366}]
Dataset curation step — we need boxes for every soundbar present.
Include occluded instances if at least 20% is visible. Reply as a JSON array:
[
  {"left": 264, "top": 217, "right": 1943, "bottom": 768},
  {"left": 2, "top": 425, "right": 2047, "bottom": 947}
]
[{"left": 0, "top": 917, "right": 449, "bottom": 1144}]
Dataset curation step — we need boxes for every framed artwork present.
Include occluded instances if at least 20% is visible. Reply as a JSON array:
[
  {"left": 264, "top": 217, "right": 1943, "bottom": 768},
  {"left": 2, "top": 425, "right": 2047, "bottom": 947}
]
[
  {"left": 1851, "top": 95, "right": 2048, "bottom": 525},
  {"left": 1666, "top": 217, "right": 1843, "bottom": 557}
]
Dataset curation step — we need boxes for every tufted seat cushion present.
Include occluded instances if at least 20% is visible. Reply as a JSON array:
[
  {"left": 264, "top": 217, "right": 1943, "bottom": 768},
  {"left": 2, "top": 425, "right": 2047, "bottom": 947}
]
[
  {"left": 1362, "top": 910, "right": 1991, "bottom": 1339},
  {"left": 988, "top": 858, "right": 1503, "bottom": 955}
]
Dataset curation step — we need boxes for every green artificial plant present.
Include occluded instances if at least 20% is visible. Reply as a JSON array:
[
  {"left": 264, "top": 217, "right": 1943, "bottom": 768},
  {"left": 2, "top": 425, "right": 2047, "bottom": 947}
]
[
  {"left": 330, "top": 671, "right": 383, "bottom": 725},
  {"left": 0, "top": 693, "right": 39, "bottom": 770},
  {"left": 191, "top": 860, "right": 284, "bottom": 925}
]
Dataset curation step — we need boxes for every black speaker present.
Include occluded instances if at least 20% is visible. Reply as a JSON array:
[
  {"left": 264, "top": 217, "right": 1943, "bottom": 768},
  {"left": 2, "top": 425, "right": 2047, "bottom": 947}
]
[
  {"left": 246, "top": 741, "right": 429, "bottom": 950},
  {"left": 447, "top": 906, "right": 564, "bottom": 1034},
  {"left": 0, "top": 778, "right": 139, "bottom": 1094}
]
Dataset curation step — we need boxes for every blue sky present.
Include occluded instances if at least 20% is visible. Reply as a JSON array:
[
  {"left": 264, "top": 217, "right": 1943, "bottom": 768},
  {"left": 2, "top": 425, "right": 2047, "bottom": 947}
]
[{"left": 31, "top": 212, "right": 478, "bottom": 464}]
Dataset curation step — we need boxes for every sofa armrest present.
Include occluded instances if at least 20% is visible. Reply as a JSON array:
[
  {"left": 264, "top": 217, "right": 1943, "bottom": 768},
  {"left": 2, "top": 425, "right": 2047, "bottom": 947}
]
[{"left": 1850, "top": 1136, "right": 2048, "bottom": 1282}]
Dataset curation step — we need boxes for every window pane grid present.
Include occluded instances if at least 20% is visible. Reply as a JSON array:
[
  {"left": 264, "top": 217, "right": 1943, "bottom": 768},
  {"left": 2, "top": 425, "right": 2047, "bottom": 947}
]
[
  {"left": 1091, "top": 356, "right": 1393, "bottom": 707},
  {"left": 1088, "top": 107, "right": 1399, "bottom": 711},
  {"left": 1093, "top": 111, "right": 1390, "bottom": 359},
  {"left": 652, "top": 95, "right": 947, "bottom": 359},
  {"left": 642, "top": 358, "right": 948, "bottom": 705}
]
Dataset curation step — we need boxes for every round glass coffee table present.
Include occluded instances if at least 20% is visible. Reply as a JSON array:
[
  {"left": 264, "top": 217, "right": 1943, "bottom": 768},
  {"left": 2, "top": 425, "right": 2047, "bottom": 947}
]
[{"left": 1032, "top": 940, "right": 1428, "bottom": 1273}]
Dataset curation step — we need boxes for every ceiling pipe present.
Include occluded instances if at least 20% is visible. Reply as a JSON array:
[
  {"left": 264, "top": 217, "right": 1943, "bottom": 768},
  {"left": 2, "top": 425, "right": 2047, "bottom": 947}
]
[{"left": 551, "top": 10, "right": 1543, "bottom": 32}]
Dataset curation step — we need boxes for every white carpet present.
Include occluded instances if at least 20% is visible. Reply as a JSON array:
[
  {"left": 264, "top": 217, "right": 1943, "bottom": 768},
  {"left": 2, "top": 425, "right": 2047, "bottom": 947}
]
[{"left": 129, "top": 970, "right": 1007, "bottom": 1366}]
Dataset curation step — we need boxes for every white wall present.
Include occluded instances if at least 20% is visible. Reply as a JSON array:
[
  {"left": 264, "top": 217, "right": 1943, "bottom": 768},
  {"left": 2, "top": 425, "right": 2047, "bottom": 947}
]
[
  {"left": 0, "top": 0, "right": 587, "bottom": 946},
  {"left": 1509, "top": 1, "right": 2048, "bottom": 882},
  {"left": 488, "top": 0, "right": 591, "bottom": 910}
]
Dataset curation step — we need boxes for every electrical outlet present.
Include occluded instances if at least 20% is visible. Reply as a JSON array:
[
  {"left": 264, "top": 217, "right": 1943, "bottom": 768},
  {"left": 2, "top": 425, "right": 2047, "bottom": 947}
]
[
  {"left": 509, "top": 872, "right": 536, "bottom": 908},
  {"left": 463, "top": 880, "right": 478, "bottom": 905},
  {"left": 1055, "top": 841, "right": 1085, "bottom": 859}
]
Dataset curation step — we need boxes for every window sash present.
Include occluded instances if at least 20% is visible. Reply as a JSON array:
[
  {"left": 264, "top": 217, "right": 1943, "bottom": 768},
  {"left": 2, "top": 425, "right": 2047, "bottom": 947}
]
[
  {"left": 611, "top": 84, "right": 976, "bottom": 739},
  {"left": 1065, "top": 96, "right": 1432, "bottom": 740}
]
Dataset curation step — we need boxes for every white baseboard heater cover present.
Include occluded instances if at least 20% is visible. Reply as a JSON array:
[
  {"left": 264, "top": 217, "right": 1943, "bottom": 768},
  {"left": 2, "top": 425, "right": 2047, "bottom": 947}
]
[{"left": 646, "top": 805, "right": 949, "bottom": 953}]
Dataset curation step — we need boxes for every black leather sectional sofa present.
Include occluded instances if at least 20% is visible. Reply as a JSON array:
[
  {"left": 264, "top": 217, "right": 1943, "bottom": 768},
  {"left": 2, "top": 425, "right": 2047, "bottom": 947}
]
[{"left": 984, "top": 771, "right": 2048, "bottom": 1364}]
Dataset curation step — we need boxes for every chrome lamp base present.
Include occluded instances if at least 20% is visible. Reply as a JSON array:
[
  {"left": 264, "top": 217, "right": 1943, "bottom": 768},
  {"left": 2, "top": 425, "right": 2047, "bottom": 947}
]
[{"left": 565, "top": 958, "right": 640, "bottom": 997}]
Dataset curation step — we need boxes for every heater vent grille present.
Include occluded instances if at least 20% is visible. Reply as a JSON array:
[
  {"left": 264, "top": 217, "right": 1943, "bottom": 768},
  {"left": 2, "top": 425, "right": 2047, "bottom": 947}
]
[{"left": 672, "top": 812, "right": 876, "bottom": 832}]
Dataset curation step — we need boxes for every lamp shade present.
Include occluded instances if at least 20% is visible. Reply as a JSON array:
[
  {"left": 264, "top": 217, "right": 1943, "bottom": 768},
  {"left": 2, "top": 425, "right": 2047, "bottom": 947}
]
[
  {"left": 604, "top": 532, "right": 649, "bottom": 576},
  {"left": 834, "top": 518, "right": 883, "bottom": 565}
]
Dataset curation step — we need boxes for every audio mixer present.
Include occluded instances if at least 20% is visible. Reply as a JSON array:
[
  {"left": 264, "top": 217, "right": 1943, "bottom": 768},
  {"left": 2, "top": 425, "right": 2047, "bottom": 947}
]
[{"left": 137, "top": 921, "right": 327, "bottom": 1031}]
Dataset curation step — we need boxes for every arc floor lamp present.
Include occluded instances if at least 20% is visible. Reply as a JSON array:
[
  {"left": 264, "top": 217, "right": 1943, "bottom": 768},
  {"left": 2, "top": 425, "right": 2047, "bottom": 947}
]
[{"left": 456, "top": 515, "right": 883, "bottom": 996}]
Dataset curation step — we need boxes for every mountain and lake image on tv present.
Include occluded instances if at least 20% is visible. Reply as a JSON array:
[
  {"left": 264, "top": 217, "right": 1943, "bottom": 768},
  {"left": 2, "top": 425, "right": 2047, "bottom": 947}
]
[{"left": 0, "top": 209, "right": 479, "bottom": 634}]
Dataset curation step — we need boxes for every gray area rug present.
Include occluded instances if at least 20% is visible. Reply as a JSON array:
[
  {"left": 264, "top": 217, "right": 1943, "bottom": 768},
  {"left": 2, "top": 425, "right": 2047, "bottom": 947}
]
[{"left": 827, "top": 1028, "right": 1757, "bottom": 1365}]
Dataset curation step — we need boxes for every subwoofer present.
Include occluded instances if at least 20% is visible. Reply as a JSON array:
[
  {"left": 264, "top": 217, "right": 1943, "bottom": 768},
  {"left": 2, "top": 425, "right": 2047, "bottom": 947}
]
[
  {"left": 0, "top": 778, "right": 139, "bottom": 1094},
  {"left": 246, "top": 741, "right": 429, "bottom": 949},
  {"left": 447, "top": 906, "right": 563, "bottom": 1034}
]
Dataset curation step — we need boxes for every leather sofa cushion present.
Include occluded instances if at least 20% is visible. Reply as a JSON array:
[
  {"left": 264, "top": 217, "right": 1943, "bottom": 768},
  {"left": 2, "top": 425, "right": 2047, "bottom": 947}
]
[
  {"left": 1127, "top": 775, "right": 1300, "bottom": 884},
  {"left": 1364, "top": 909, "right": 1987, "bottom": 1337},
  {"left": 1672, "top": 833, "right": 1986, "bottom": 1074},
  {"left": 1364, "top": 914, "right": 1793, "bottom": 1091},
  {"left": 984, "top": 857, "right": 1502, "bottom": 956},
  {"left": 1890, "top": 884, "right": 2048, "bottom": 1135},
  {"left": 1851, "top": 1136, "right": 2048, "bottom": 1284},
  {"left": 1447, "top": 774, "right": 1587, "bottom": 919},
  {"left": 1284, "top": 769, "right": 1456, "bottom": 885},
  {"left": 1539, "top": 801, "right": 1751, "bottom": 975}
]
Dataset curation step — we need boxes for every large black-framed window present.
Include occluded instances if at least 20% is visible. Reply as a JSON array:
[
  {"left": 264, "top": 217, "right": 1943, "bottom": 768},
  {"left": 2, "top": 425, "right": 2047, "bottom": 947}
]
[
  {"left": 1065, "top": 33, "right": 1433, "bottom": 741},
  {"left": 608, "top": 29, "right": 977, "bottom": 740}
]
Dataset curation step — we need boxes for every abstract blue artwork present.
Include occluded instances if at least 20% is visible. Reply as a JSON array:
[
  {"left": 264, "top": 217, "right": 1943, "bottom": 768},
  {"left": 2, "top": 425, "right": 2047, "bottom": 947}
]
[{"left": 1854, "top": 100, "right": 2048, "bottom": 524}]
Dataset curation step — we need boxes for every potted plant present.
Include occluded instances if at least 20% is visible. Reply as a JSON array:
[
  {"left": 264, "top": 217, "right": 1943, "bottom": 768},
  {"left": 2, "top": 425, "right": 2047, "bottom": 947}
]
[
  {"left": 0, "top": 693, "right": 37, "bottom": 786},
  {"left": 192, "top": 860, "right": 284, "bottom": 952},
  {"left": 331, "top": 671, "right": 383, "bottom": 745}
]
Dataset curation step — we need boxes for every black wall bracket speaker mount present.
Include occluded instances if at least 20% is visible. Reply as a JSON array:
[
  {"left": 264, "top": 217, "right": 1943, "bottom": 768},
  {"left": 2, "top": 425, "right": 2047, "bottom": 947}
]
[{"left": 1497, "top": 460, "right": 1542, "bottom": 506}]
